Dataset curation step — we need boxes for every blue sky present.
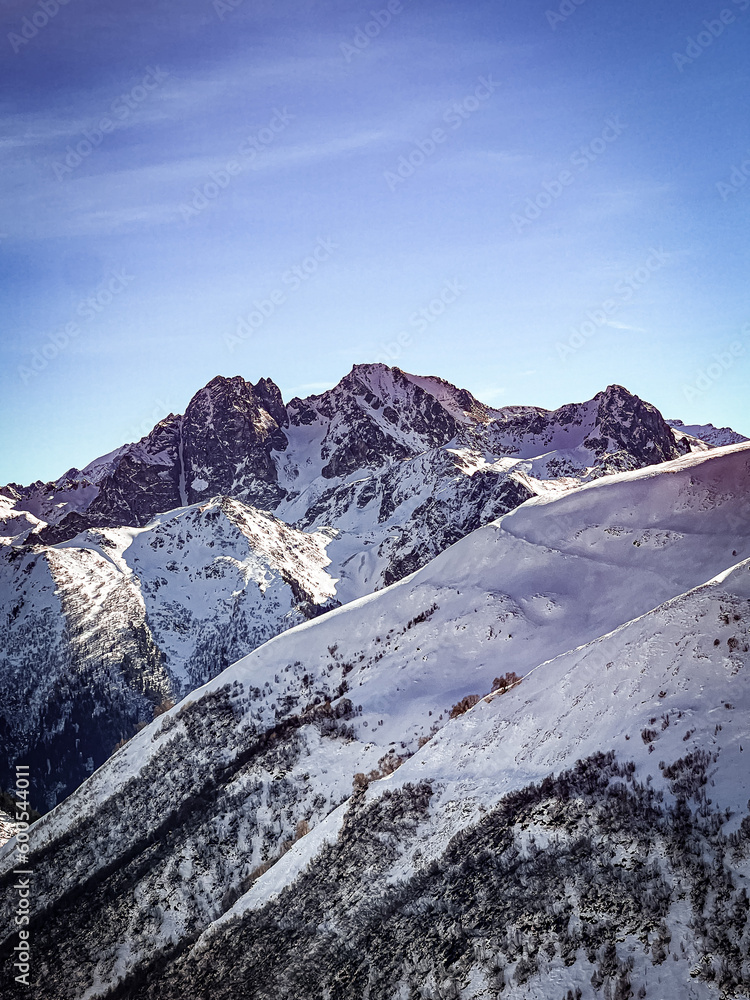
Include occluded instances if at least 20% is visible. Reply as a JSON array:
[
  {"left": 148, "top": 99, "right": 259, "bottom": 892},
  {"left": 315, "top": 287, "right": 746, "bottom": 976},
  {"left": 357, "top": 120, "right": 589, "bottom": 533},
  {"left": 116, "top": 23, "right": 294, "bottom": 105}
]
[{"left": 1, "top": 0, "right": 749, "bottom": 484}]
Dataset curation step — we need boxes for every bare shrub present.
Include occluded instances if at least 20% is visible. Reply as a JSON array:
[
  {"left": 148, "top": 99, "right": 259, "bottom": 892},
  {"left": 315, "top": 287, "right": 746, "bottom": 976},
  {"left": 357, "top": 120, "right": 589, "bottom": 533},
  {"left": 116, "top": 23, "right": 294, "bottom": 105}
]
[
  {"left": 450, "top": 694, "right": 481, "bottom": 719},
  {"left": 491, "top": 671, "right": 521, "bottom": 694}
]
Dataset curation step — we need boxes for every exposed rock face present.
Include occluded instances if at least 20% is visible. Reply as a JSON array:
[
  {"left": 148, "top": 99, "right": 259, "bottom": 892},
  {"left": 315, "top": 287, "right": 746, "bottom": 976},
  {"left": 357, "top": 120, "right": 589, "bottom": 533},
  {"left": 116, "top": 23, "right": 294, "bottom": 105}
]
[
  {"left": 485, "top": 383, "right": 682, "bottom": 472},
  {"left": 378, "top": 469, "right": 535, "bottom": 587},
  {"left": 181, "top": 375, "right": 289, "bottom": 508},
  {"left": 36, "top": 376, "right": 292, "bottom": 543},
  {"left": 301, "top": 367, "right": 462, "bottom": 479},
  {"left": 584, "top": 383, "right": 683, "bottom": 468}
]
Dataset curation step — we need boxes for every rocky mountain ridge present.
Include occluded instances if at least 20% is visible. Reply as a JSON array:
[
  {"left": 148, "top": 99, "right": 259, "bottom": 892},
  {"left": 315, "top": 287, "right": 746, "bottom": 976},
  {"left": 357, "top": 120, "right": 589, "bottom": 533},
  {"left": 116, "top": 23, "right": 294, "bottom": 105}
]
[
  {"left": 5, "top": 367, "right": 692, "bottom": 541},
  {"left": 667, "top": 418, "right": 748, "bottom": 449}
]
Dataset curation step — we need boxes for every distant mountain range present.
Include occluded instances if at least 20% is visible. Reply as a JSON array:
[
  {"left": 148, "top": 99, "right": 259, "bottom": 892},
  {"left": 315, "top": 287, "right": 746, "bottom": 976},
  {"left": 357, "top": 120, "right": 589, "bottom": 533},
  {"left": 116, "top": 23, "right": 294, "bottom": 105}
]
[{"left": 667, "top": 417, "right": 748, "bottom": 449}]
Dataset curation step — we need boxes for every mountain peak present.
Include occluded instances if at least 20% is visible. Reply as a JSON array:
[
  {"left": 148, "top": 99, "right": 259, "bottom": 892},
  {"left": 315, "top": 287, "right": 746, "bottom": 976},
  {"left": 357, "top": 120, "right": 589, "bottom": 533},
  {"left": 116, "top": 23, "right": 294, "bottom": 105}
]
[
  {"left": 586, "top": 383, "right": 680, "bottom": 467},
  {"left": 202, "top": 373, "right": 247, "bottom": 391}
]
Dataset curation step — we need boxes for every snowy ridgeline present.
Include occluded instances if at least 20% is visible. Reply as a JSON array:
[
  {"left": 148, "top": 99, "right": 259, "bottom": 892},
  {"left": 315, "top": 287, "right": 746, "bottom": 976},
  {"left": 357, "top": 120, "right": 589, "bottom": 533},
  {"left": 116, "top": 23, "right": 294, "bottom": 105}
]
[
  {"left": 668, "top": 418, "right": 749, "bottom": 449},
  {"left": 0, "top": 443, "right": 749, "bottom": 999},
  {"left": 0, "top": 496, "right": 341, "bottom": 808}
]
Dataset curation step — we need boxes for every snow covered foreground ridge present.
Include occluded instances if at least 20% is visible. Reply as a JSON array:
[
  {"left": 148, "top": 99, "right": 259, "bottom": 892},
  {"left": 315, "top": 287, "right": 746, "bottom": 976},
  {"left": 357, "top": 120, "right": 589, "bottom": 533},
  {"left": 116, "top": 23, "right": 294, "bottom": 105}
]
[
  {"left": 1, "top": 443, "right": 750, "bottom": 999},
  {"left": 4, "top": 367, "right": 738, "bottom": 811}
]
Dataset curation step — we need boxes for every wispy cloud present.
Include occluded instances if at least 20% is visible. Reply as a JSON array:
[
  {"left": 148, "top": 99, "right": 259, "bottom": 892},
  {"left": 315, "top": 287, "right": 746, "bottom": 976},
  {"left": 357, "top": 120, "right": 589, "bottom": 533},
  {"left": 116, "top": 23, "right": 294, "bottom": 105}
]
[
  {"left": 284, "top": 381, "right": 337, "bottom": 397},
  {"left": 604, "top": 320, "right": 646, "bottom": 332},
  {"left": 477, "top": 386, "right": 507, "bottom": 402},
  {"left": 0, "top": 124, "right": 395, "bottom": 238}
]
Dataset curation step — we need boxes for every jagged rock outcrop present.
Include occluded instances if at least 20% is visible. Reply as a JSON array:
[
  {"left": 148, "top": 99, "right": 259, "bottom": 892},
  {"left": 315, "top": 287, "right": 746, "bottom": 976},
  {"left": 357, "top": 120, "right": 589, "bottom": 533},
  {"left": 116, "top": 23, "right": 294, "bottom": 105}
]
[
  {"left": 668, "top": 418, "right": 749, "bottom": 449},
  {"left": 181, "top": 375, "right": 289, "bottom": 508}
]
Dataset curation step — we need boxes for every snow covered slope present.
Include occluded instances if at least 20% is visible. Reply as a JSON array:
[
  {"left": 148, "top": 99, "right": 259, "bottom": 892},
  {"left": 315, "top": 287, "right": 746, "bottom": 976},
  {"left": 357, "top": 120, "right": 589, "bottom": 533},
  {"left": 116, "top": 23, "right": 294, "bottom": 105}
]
[
  {"left": 163, "top": 557, "right": 750, "bottom": 1000},
  {"left": 0, "top": 812, "right": 14, "bottom": 850},
  {"left": 0, "top": 497, "right": 337, "bottom": 809},
  {"left": 2, "top": 443, "right": 748, "bottom": 999}
]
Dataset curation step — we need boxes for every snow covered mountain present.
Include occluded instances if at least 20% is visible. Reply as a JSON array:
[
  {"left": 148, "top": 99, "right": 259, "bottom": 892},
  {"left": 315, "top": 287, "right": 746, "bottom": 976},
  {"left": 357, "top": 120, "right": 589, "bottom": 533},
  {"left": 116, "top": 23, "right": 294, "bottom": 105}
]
[
  {"left": 1, "top": 442, "right": 748, "bottom": 999},
  {"left": 0, "top": 366, "right": 742, "bottom": 810},
  {"left": 0, "top": 496, "right": 338, "bottom": 809},
  {"left": 6, "top": 368, "right": 689, "bottom": 546},
  {"left": 668, "top": 418, "right": 749, "bottom": 449}
]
